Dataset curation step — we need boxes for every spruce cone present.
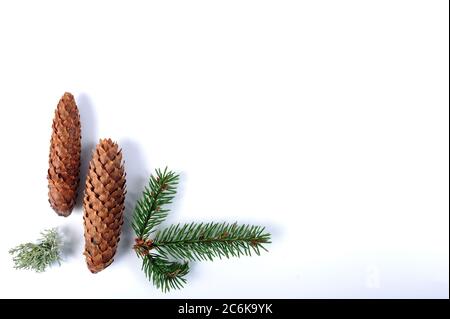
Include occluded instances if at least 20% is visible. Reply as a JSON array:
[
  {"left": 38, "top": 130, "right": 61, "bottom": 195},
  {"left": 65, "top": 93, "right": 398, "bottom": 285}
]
[
  {"left": 83, "top": 139, "right": 126, "bottom": 273},
  {"left": 48, "top": 92, "right": 81, "bottom": 217}
]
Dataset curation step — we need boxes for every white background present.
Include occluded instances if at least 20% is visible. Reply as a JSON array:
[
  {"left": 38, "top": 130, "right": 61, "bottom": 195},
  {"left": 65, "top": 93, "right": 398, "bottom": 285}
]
[{"left": 0, "top": 0, "right": 448, "bottom": 298}]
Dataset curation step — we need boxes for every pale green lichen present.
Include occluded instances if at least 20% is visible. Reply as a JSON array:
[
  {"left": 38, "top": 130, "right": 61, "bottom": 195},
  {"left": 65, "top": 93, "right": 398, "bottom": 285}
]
[{"left": 9, "top": 228, "right": 62, "bottom": 272}]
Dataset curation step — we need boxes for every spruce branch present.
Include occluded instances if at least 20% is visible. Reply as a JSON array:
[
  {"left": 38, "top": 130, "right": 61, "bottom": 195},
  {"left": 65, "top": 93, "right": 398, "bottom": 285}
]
[
  {"left": 142, "top": 254, "right": 189, "bottom": 292},
  {"left": 132, "top": 167, "right": 272, "bottom": 292},
  {"left": 132, "top": 167, "right": 179, "bottom": 239},
  {"left": 153, "top": 222, "right": 271, "bottom": 261},
  {"left": 9, "top": 228, "right": 62, "bottom": 272}
]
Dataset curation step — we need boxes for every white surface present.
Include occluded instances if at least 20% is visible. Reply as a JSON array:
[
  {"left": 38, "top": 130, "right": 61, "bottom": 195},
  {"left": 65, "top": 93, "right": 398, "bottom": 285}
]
[{"left": 0, "top": 0, "right": 448, "bottom": 299}]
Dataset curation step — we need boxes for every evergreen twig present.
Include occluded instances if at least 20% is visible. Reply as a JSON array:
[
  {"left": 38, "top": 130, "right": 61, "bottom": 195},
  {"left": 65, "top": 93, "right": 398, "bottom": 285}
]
[
  {"left": 153, "top": 222, "right": 271, "bottom": 261},
  {"left": 132, "top": 168, "right": 272, "bottom": 292},
  {"left": 132, "top": 167, "right": 179, "bottom": 239},
  {"left": 142, "top": 254, "right": 189, "bottom": 292},
  {"left": 9, "top": 228, "right": 62, "bottom": 272}
]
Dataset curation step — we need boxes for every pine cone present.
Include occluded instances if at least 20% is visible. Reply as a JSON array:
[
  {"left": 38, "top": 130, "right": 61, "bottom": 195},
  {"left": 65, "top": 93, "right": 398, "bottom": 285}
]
[
  {"left": 83, "top": 139, "right": 126, "bottom": 273},
  {"left": 47, "top": 92, "right": 81, "bottom": 217}
]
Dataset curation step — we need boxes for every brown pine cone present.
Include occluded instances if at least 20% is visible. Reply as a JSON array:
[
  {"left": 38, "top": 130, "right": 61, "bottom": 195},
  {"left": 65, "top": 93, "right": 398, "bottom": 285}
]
[
  {"left": 83, "top": 138, "right": 126, "bottom": 273},
  {"left": 47, "top": 92, "right": 81, "bottom": 217}
]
